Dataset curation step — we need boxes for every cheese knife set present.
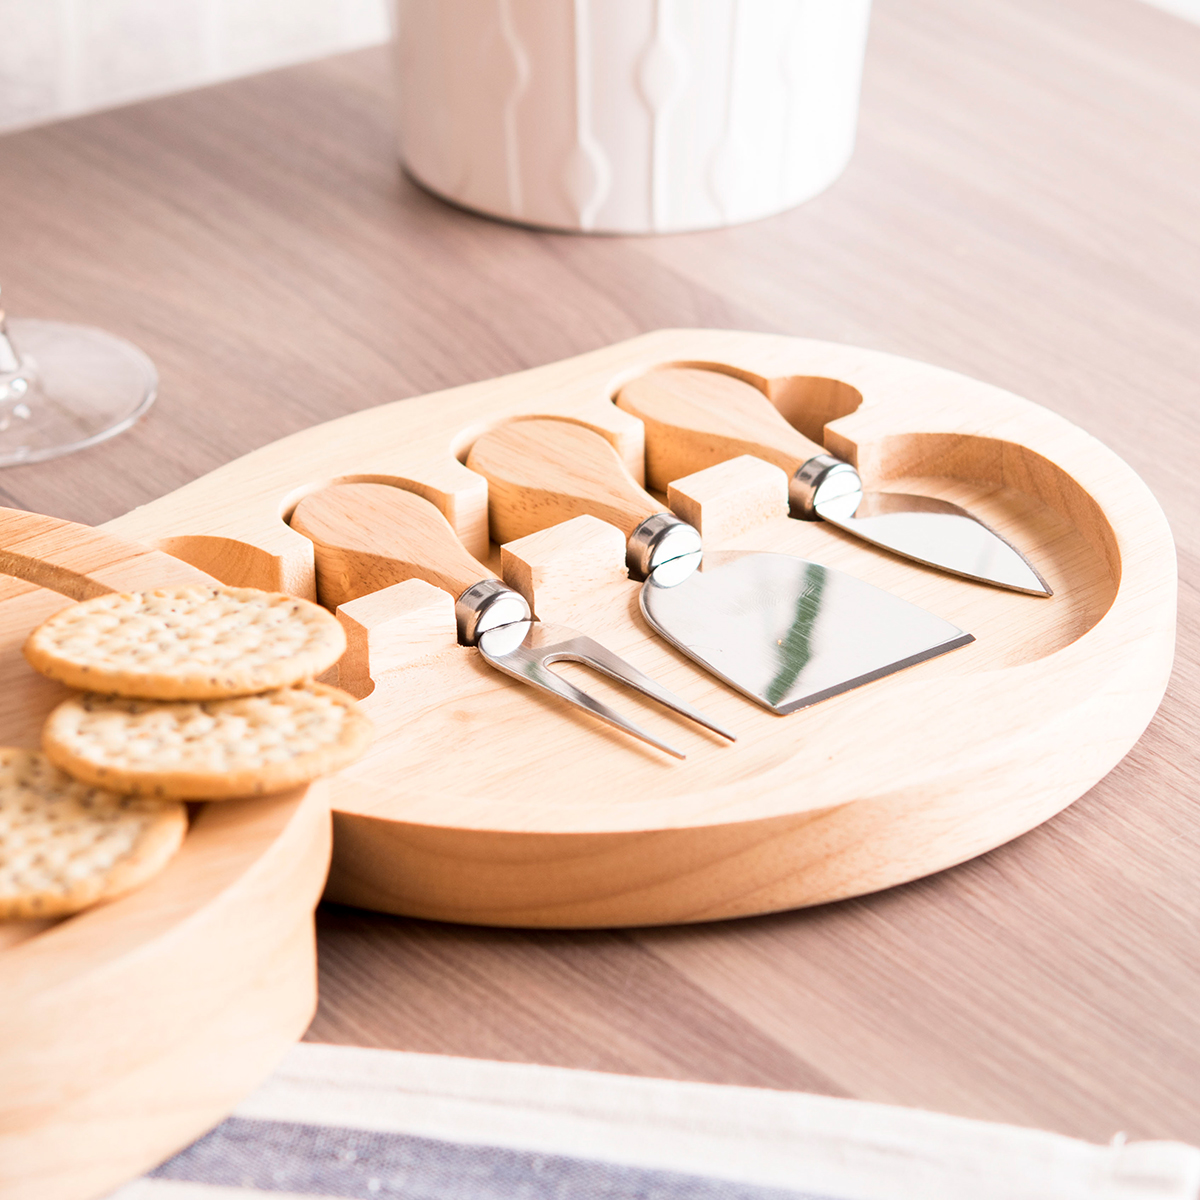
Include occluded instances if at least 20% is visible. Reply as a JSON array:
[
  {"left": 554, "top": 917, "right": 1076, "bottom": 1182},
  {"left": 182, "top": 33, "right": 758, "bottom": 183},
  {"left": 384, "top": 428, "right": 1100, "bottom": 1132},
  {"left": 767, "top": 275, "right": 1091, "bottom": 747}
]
[
  {"left": 290, "top": 365, "right": 1048, "bottom": 753},
  {"left": 292, "top": 412, "right": 987, "bottom": 754}
]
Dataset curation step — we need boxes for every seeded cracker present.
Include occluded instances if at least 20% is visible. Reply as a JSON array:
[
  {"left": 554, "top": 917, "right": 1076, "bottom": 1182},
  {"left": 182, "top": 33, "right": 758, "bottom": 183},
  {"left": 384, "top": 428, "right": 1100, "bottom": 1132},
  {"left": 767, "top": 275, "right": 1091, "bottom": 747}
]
[
  {"left": 0, "top": 748, "right": 186, "bottom": 919},
  {"left": 42, "top": 682, "right": 373, "bottom": 800},
  {"left": 23, "top": 585, "right": 346, "bottom": 700}
]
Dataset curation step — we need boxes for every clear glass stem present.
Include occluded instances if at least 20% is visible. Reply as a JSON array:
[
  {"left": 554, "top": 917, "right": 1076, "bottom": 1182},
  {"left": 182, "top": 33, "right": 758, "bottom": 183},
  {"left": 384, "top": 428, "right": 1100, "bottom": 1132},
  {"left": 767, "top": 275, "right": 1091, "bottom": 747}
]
[{"left": 0, "top": 312, "right": 22, "bottom": 374}]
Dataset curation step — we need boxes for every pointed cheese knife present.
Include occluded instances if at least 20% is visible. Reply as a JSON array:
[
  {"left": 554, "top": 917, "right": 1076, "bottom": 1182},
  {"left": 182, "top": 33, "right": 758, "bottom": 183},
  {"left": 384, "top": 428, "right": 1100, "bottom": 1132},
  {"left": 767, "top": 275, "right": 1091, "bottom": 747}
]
[
  {"left": 291, "top": 482, "right": 734, "bottom": 757},
  {"left": 615, "top": 367, "right": 1051, "bottom": 596},
  {"left": 466, "top": 420, "right": 974, "bottom": 714}
]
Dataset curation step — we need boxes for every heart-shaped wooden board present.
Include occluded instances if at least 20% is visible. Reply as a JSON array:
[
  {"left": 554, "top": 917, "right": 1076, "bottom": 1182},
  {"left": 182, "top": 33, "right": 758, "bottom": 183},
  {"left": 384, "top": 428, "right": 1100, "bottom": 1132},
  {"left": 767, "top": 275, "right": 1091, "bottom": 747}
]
[
  {"left": 0, "top": 509, "right": 332, "bottom": 1200},
  {"left": 103, "top": 330, "right": 1176, "bottom": 928}
]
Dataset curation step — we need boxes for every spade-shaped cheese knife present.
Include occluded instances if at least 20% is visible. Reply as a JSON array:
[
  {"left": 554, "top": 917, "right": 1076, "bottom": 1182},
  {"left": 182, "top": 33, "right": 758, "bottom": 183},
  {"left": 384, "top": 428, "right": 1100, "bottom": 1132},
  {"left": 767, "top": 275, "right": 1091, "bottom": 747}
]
[
  {"left": 290, "top": 482, "right": 733, "bottom": 757},
  {"left": 615, "top": 367, "right": 1051, "bottom": 596},
  {"left": 466, "top": 420, "right": 974, "bottom": 714}
]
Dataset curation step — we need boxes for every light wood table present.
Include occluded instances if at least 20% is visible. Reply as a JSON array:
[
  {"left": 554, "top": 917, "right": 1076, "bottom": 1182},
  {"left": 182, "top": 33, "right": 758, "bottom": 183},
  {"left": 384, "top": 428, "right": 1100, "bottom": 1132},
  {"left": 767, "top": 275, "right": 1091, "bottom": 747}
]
[{"left": 1, "top": 0, "right": 1197, "bottom": 1146}]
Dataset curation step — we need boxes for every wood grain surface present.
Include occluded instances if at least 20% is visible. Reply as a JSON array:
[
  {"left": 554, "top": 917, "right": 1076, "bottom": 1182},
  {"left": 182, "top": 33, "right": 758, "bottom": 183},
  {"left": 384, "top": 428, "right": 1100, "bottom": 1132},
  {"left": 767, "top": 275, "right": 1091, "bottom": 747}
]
[
  {"left": 617, "top": 367, "right": 834, "bottom": 488},
  {"left": 467, "top": 419, "right": 664, "bottom": 543},
  {"left": 291, "top": 483, "right": 498, "bottom": 611},
  {"left": 0, "top": 0, "right": 1197, "bottom": 1149}
]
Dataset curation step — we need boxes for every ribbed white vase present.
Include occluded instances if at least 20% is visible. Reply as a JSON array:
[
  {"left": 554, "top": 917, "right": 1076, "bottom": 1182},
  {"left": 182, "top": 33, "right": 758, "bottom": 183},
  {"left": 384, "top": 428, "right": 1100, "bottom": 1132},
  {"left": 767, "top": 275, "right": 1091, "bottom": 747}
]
[{"left": 392, "top": 0, "right": 872, "bottom": 234}]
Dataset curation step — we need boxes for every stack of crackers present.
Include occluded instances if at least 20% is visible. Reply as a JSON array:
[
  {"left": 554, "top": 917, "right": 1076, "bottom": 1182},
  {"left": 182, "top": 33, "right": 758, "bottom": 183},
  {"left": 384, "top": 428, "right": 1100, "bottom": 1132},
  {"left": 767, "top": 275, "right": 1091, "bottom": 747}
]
[{"left": 1, "top": 585, "right": 371, "bottom": 921}]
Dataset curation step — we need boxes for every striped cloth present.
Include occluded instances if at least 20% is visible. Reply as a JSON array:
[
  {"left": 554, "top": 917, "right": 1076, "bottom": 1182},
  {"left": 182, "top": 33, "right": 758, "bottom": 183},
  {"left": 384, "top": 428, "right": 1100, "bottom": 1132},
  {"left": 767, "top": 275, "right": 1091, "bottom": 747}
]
[{"left": 111, "top": 1043, "right": 1200, "bottom": 1200}]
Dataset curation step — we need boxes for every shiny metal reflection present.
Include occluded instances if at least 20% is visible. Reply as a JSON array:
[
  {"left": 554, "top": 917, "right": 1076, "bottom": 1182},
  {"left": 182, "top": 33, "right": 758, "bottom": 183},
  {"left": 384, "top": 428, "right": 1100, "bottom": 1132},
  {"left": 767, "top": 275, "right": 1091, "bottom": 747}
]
[
  {"left": 477, "top": 619, "right": 736, "bottom": 757},
  {"left": 647, "top": 547, "right": 702, "bottom": 588},
  {"left": 814, "top": 490, "right": 1052, "bottom": 597},
  {"left": 642, "top": 552, "right": 974, "bottom": 714}
]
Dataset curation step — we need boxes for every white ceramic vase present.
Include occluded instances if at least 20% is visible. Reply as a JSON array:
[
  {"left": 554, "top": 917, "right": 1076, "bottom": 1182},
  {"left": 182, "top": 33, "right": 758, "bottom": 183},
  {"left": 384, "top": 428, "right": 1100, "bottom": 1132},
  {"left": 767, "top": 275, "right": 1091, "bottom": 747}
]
[{"left": 392, "top": 0, "right": 872, "bottom": 234}]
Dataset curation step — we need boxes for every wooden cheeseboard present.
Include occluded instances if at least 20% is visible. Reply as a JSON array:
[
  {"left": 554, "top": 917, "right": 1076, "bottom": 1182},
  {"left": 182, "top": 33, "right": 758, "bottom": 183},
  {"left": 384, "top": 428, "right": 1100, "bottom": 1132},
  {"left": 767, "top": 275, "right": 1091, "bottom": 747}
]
[
  {"left": 0, "top": 511, "right": 332, "bottom": 1200},
  {"left": 102, "top": 329, "right": 1176, "bottom": 928}
]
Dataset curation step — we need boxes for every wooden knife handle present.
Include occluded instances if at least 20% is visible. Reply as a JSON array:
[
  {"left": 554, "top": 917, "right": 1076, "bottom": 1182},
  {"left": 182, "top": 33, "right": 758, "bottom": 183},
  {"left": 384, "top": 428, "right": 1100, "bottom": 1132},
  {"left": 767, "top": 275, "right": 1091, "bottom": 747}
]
[
  {"left": 466, "top": 419, "right": 662, "bottom": 545},
  {"left": 290, "top": 482, "right": 491, "bottom": 609},
  {"left": 615, "top": 368, "right": 827, "bottom": 490}
]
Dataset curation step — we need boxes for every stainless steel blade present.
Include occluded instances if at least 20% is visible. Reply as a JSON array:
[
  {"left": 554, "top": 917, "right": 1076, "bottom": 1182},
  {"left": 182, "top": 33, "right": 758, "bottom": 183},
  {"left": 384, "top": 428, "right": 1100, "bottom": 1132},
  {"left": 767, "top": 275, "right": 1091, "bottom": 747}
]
[
  {"left": 813, "top": 488, "right": 1052, "bottom": 597},
  {"left": 640, "top": 551, "right": 974, "bottom": 714}
]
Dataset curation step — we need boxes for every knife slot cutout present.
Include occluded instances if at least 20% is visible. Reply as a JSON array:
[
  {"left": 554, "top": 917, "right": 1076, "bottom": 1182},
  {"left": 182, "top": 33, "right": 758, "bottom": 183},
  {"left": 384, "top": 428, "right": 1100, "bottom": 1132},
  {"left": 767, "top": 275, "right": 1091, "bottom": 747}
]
[{"left": 855, "top": 431, "right": 1121, "bottom": 583}]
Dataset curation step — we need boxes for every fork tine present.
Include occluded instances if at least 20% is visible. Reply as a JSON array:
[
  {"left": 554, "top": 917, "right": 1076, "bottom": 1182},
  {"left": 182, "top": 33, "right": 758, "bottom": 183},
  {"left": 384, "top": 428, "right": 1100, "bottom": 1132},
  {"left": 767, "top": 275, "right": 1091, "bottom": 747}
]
[
  {"left": 535, "top": 629, "right": 737, "bottom": 743},
  {"left": 477, "top": 620, "right": 735, "bottom": 756},
  {"left": 478, "top": 627, "right": 687, "bottom": 759}
]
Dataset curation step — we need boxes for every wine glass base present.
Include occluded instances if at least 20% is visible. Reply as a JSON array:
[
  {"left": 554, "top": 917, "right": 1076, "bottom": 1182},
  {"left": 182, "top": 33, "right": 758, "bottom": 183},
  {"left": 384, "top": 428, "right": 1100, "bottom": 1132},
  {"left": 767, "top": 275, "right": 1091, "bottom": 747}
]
[{"left": 0, "top": 319, "right": 157, "bottom": 467}]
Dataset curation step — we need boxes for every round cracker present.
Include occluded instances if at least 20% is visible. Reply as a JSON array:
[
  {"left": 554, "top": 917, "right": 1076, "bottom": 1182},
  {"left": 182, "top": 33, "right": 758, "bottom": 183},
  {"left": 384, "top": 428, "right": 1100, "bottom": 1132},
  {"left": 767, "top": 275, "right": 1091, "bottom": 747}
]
[
  {"left": 0, "top": 748, "right": 187, "bottom": 919},
  {"left": 42, "top": 682, "right": 373, "bottom": 800},
  {"left": 24, "top": 585, "right": 346, "bottom": 700}
]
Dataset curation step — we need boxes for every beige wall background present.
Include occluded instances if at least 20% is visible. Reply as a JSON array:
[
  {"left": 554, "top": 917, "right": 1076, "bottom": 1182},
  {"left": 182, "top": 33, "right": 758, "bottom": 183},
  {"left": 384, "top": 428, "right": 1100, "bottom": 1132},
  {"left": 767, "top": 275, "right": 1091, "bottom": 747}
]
[
  {"left": 0, "top": 0, "right": 1196, "bottom": 136},
  {"left": 0, "top": 0, "right": 390, "bottom": 134}
]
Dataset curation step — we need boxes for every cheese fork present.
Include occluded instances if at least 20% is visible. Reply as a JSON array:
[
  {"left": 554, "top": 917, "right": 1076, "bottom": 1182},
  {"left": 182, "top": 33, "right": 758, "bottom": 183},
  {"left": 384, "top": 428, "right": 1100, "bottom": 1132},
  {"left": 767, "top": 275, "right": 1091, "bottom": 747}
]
[{"left": 290, "top": 482, "right": 734, "bottom": 758}]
